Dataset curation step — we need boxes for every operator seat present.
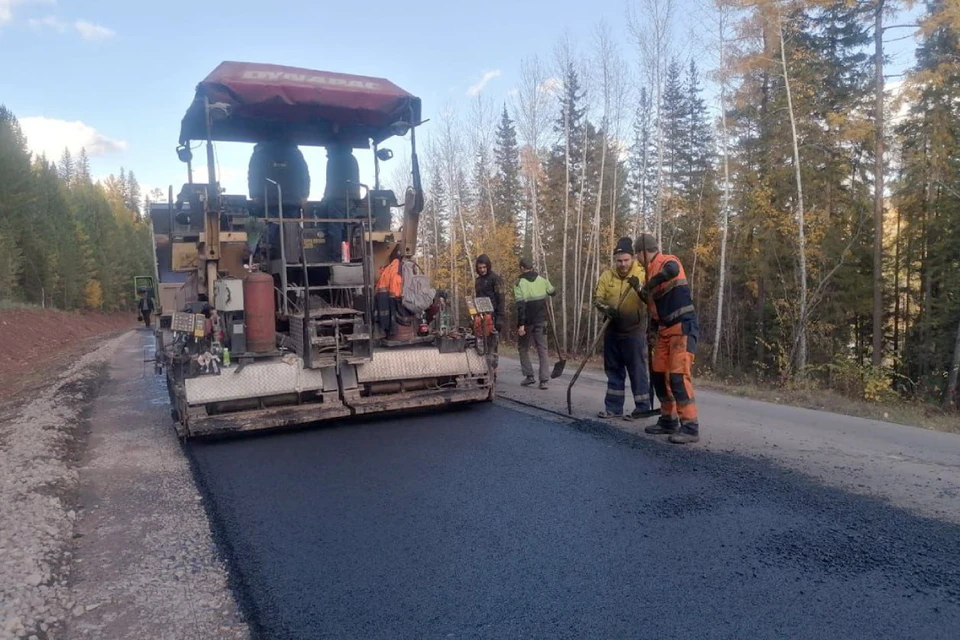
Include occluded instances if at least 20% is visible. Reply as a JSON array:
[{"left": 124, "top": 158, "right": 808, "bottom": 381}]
[
  {"left": 247, "top": 139, "right": 311, "bottom": 215},
  {"left": 247, "top": 139, "right": 311, "bottom": 258},
  {"left": 321, "top": 142, "right": 361, "bottom": 260}
]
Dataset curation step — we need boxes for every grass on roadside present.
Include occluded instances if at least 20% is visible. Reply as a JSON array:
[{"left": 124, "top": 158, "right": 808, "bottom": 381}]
[{"left": 0, "top": 300, "right": 42, "bottom": 311}]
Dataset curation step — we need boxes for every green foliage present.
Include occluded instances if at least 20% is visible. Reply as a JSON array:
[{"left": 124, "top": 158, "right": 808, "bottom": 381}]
[
  {"left": 0, "top": 105, "right": 153, "bottom": 311},
  {"left": 818, "top": 356, "right": 901, "bottom": 404},
  {"left": 493, "top": 105, "right": 523, "bottom": 234}
]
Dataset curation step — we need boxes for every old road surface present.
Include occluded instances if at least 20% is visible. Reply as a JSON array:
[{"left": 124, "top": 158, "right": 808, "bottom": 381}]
[{"left": 181, "top": 343, "right": 960, "bottom": 639}]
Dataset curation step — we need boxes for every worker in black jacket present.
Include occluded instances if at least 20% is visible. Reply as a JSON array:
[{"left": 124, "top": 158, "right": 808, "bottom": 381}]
[{"left": 475, "top": 254, "right": 505, "bottom": 376}]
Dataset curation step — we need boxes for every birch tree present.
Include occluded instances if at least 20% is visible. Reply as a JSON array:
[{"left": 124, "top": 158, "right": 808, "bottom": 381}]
[
  {"left": 628, "top": 0, "right": 675, "bottom": 246},
  {"left": 777, "top": 2, "right": 809, "bottom": 376},
  {"left": 514, "top": 55, "right": 552, "bottom": 274},
  {"left": 711, "top": 0, "right": 733, "bottom": 369}
]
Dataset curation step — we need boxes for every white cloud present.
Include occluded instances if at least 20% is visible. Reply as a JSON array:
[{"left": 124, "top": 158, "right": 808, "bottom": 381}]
[
  {"left": 540, "top": 77, "right": 562, "bottom": 94},
  {"left": 19, "top": 116, "right": 127, "bottom": 159},
  {"left": 74, "top": 19, "right": 114, "bottom": 41},
  {"left": 23, "top": 13, "right": 115, "bottom": 40},
  {"left": 0, "top": 0, "right": 55, "bottom": 27},
  {"left": 27, "top": 14, "right": 65, "bottom": 31},
  {"left": 467, "top": 70, "right": 502, "bottom": 97},
  {"left": 888, "top": 79, "right": 912, "bottom": 124}
]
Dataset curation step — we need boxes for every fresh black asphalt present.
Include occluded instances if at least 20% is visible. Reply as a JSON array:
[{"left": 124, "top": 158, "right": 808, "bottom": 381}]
[{"left": 188, "top": 404, "right": 960, "bottom": 639}]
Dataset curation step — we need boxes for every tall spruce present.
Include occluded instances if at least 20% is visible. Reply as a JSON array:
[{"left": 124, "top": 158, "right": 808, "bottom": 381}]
[
  {"left": 629, "top": 87, "right": 657, "bottom": 236},
  {"left": 493, "top": 105, "right": 523, "bottom": 236},
  {"left": 894, "top": 0, "right": 960, "bottom": 406}
]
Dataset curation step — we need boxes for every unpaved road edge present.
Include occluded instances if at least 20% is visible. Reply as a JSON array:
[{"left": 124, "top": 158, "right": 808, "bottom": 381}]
[{"left": 0, "top": 330, "right": 249, "bottom": 640}]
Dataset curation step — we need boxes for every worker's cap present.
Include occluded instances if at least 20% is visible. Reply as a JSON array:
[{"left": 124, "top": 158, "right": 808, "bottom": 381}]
[
  {"left": 613, "top": 237, "right": 634, "bottom": 256},
  {"left": 519, "top": 257, "right": 533, "bottom": 270},
  {"left": 634, "top": 233, "right": 659, "bottom": 254}
]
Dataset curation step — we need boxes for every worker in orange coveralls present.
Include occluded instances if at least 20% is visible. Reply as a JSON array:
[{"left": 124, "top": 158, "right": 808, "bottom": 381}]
[{"left": 630, "top": 233, "right": 700, "bottom": 444}]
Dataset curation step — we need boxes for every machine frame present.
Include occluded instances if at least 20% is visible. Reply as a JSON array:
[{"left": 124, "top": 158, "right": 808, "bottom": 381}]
[{"left": 153, "top": 62, "right": 494, "bottom": 438}]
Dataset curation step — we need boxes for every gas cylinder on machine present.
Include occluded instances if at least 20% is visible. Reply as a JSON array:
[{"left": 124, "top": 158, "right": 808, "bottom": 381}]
[{"left": 243, "top": 271, "right": 276, "bottom": 353}]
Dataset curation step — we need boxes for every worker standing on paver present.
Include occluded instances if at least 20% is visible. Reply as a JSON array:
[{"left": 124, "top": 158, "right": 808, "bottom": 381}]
[
  {"left": 475, "top": 254, "right": 506, "bottom": 378},
  {"left": 632, "top": 233, "right": 700, "bottom": 444},
  {"left": 514, "top": 257, "right": 556, "bottom": 390},
  {"left": 594, "top": 237, "right": 652, "bottom": 420}
]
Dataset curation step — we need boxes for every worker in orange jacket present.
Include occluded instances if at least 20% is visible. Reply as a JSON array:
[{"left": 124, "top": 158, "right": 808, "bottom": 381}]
[{"left": 629, "top": 233, "right": 700, "bottom": 444}]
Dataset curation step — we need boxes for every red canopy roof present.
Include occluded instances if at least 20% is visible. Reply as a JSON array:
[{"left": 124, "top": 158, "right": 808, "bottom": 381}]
[{"left": 179, "top": 61, "right": 422, "bottom": 147}]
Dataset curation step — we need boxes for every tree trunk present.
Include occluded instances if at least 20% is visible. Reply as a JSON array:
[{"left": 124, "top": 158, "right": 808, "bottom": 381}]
[
  {"left": 904, "top": 225, "right": 911, "bottom": 359},
  {"left": 455, "top": 197, "right": 472, "bottom": 281},
  {"left": 893, "top": 203, "right": 901, "bottom": 356},
  {"left": 561, "top": 101, "right": 571, "bottom": 353},
  {"left": 872, "top": 0, "right": 886, "bottom": 367},
  {"left": 756, "top": 277, "right": 766, "bottom": 370},
  {"left": 779, "top": 10, "right": 808, "bottom": 376},
  {"left": 945, "top": 316, "right": 960, "bottom": 410},
  {"left": 712, "top": 18, "right": 731, "bottom": 369},
  {"left": 450, "top": 222, "right": 458, "bottom": 327},
  {"left": 572, "top": 124, "right": 590, "bottom": 346}
]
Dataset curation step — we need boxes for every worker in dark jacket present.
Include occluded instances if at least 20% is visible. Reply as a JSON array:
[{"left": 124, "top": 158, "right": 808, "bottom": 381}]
[
  {"left": 514, "top": 257, "right": 556, "bottom": 389},
  {"left": 475, "top": 254, "right": 505, "bottom": 375},
  {"left": 594, "top": 237, "right": 651, "bottom": 420},
  {"left": 631, "top": 233, "right": 700, "bottom": 444},
  {"left": 137, "top": 290, "right": 155, "bottom": 328}
]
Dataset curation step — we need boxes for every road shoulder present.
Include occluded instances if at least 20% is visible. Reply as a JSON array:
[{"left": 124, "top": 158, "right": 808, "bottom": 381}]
[{"left": 63, "top": 330, "right": 249, "bottom": 639}]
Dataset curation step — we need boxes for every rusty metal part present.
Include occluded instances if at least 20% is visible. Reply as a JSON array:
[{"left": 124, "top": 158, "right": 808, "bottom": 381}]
[
  {"left": 185, "top": 403, "right": 352, "bottom": 438},
  {"left": 243, "top": 271, "right": 275, "bottom": 353}
]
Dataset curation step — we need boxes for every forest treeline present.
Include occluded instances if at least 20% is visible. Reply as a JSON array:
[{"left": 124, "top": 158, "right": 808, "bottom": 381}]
[
  {"left": 412, "top": 0, "right": 960, "bottom": 409},
  {"left": 0, "top": 106, "right": 153, "bottom": 313}
]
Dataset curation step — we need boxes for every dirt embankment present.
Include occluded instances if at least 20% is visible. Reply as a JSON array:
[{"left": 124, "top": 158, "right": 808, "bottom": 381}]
[{"left": 0, "top": 309, "right": 136, "bottom": 403}]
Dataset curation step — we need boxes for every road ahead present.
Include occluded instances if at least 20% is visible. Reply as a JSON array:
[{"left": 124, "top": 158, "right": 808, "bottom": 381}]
[{"left": 190, "top": 402, "right": 960, "bottom": 639}]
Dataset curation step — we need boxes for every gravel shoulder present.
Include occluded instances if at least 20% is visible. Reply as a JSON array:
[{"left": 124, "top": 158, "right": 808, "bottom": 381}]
[{"left": 0, "top": 329, "right": 248, "bottom": 640}]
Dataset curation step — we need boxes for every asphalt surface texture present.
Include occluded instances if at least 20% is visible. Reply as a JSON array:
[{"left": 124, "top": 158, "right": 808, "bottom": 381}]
[{"left": 188, "top": 403, "right": 960, "bottom": 640}]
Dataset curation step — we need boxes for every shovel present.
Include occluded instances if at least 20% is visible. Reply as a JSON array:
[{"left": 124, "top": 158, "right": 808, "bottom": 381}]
[
  {"left": 546, "top": 300, "right": 567, "bottom": 379},
  {"left": 567, "top": 316, "right": 611, "bottom": 415},
  {"left": 629, "top": 339, "right": 660, "bottom": 419},
  {"left": 566, "top": 286, "right": 632, "bottom": 415}
]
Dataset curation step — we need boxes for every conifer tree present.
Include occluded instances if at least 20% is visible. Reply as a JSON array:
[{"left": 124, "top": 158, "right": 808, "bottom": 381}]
[{"left": 493, "top": 105, "right": 522, "bottom": 234}]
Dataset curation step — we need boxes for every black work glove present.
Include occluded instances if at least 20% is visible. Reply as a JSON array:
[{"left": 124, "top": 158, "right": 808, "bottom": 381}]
[
  {"left": 605, "top": 307, "right": 620, "bottom": 321},
  {"left": 627, "top": 275, "right": 641, "bottom": 292},
  {"left": 638, "top": 284, "right": 652, "bottom": 304}
]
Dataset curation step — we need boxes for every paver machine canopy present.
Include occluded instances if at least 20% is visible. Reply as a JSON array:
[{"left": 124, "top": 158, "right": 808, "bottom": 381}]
[{"left": 177, "top": 61, "right": 424, "bottom": 256}]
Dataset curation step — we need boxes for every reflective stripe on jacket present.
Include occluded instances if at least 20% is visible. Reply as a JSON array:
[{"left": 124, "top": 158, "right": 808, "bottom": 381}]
[
  {"left": 514, "top": 271, "right": 555, "bottom": 326},
  {"left": 646, "top": 252, "right": 695, "bottom": 328}
]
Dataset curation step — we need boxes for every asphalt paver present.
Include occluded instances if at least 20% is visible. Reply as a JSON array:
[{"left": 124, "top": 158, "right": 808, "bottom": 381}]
[{"left": 189, "top": 404, "right": 960, "bottom": 639}]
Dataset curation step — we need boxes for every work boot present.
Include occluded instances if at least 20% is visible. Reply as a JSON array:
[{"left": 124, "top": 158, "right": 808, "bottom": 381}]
[
  {"left": 521, "top": 376, "right": 536, "bottom": 386},
  {"left": 538, "top": 380, "right": 549, "bottom": 390},
  {"left": 669, "top": 421, "right": 700, "bottom": 444},
  {"left": 598, "top": 410, "right": 623, "bottom": 419},
  {"left": 626, "top": 405, "right": 653, "bottom": 420},
  {"left": 644, "top": 415, "right": 680, "bottom": 435}
]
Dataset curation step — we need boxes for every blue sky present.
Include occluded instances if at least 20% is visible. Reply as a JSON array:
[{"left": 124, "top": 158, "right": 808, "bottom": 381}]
[{"left": 0, "top": 0, "right": 923, "bottom": 202}]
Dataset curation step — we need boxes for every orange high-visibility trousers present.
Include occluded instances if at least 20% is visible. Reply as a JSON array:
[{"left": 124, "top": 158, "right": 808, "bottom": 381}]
[{"left": 651, "top": 325, "right": 698, "bottom": 423}]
